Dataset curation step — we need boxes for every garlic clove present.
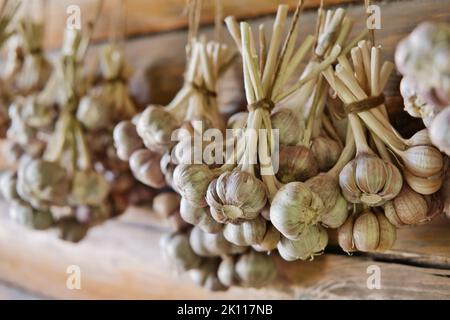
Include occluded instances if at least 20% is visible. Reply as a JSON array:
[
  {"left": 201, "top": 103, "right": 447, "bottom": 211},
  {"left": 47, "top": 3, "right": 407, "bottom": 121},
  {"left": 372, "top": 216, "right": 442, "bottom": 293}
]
[
  {"left": 223, "top": 216, "right": 267, "bottom": 246},
  {"left": 377, "top": 162, "right": 403, "bottom": 203},
  {"left": 153, "top": 192, "right": 181, "bottom": 218},
  {"left": 353, "top": 211, "right": 380, "bottom": 252},
  {"left": 375, "top": 212, "right": 397, "bottom": 252},
  {"left": 113, "top": 121, "right": 143, "bottom": 161},
  {"left": 407, "top": 129, "right": 432, "bottom": 147},
  {"left": 173, "top": 164, "right": 214, "bottom": 208},
  {"left": 337, "top": 215, "right": 356, "bottom": 254},
  {"left": 252, "top": 223, "right": 281, "bottom": 252},
  {"left": 339, "top": 160, "right": 362, "bottom": 204},
  {"left": 355, "top": 153, "right": 386, "bottom": 197},
  {"left": 180, "top": 197, "right": 223, "bottom": 234},
  {"left": 129, "top": 149, "right": 166, "bottom": 188},
  {"left": 277, "top": 225, "right": 328, "bottom": 261},
  {"left": 270, "top": 182, "right": 324, "bottom": 240},
  {"left": 404, "top": 168, "right": 444, "bottom": 195},
  {"left": 320, "top": 195, "right": 349, "bottom": 229},
  {"left": 217, "top": 256, "right": 239, "bottom": 287},
  {"left": 189, "top": 226, "right": 247, "bottom": 257},
  {"left": 402, "top": 145, "right": 444, "bottom": 178}
]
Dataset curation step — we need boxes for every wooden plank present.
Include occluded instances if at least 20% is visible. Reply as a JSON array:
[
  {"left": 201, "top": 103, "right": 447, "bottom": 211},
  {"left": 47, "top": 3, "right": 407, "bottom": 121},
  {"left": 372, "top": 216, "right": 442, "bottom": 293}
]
[
  {"left": 0, "top": 203, "right": 450, "bottom": 300},
  {"left": 0, "top": 280, "right": 43, "bottom": 300},
  {"left": 37, "top": 0, "right": 359, "bottom": 49}
]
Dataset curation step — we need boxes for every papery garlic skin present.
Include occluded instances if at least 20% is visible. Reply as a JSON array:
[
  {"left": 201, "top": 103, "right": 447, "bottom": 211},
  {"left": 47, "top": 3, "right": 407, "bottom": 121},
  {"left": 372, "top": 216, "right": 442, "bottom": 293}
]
[
  {"left": 206, "top": 170, "right": 267, "bottom": 223},
  {"left": 404, "top": 168, "right": 444, "bottom": 195},
  {"left": 277, "top": 225, "right": 328, "bottom": 261},
  {"left": 252, "top": 224, "right": 280, "bottom": 252},
  {"left": 0, "top": 171, "right": 19, "bottom": 201},
  {"left": 69, "top": 171, "right": 110, "bottom": 206},
  {"left": 384, "top": 185, "right": 429, "bottom": 227},
  {"left": 270, "top": 182, "right": 324, "bottom": 240},
  {"left": 217, "top": 256, "right": 239, "bottom": 287},
  {"left": 402, "top": 145, "right": 444, "bottom": 178},
  {"left": 9, "top": 200, "right": 54, "bottom": 230}
]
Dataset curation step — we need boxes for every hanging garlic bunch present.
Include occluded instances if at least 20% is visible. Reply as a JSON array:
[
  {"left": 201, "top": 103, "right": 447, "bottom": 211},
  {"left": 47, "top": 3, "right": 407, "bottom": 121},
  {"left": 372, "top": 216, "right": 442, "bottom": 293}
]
[{"left": 395, "top": 22, "right": 450, "bottom": 156}]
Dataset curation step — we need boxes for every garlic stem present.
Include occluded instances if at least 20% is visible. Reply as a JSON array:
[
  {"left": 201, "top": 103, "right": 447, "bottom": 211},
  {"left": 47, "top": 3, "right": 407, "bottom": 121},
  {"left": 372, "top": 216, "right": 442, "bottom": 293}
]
[
  {"left": 258, "top": 24, "right": 267, "bottom": 73},
  {"left": 225, "top": 16, "right": 242, "bottom": 53},
  {"left": 329, "top": 126, "right": 355, "bottom": 177},
  {"left": 261, "top": 5, "right": 288, "bottom": 93}
]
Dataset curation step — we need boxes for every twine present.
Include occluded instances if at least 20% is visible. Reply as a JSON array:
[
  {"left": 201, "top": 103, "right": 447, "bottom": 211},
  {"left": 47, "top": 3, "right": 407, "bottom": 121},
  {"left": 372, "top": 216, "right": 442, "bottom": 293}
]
[
  {"left": 344, "top": 94, "right": 385, "bottom": 115},
  {"left": 247, "top": 98, "right": 274, "bottom": 112},
  {"left": 188, "top": 82, "right": 217, "bottom": 98}
]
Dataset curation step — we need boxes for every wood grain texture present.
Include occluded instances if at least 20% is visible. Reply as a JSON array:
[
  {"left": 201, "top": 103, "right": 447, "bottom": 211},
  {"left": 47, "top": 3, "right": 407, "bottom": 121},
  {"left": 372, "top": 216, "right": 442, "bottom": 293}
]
[
  {"left": 0, "top": 204, "right": 449, "bottom": 300},
  {"left": 37, "top": 0, "right": 360, "bottom": 49}
]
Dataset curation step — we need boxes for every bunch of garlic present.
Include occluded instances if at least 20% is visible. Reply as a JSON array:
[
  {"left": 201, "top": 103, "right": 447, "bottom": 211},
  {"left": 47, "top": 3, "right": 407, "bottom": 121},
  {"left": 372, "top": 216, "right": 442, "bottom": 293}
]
[{"left": 396, "top": 22, "right": 450, "bottom": 156}]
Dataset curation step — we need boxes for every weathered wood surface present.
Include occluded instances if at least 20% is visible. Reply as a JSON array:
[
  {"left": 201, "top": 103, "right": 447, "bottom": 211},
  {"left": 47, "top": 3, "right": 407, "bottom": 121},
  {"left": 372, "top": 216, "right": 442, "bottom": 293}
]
[
  {"left": 38, "top": 0, "right": 360, "bottom": 49},
  {"left": 0, "top": 204, "right": 449, "bottom": 300}
]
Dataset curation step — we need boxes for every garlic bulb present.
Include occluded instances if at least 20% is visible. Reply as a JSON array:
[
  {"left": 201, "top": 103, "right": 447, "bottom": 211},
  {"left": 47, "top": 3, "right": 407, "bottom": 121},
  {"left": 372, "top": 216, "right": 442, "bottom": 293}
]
[
  {"left": 160, "top": 151, "right": 177, "bottom": 189},
  {"left": 113, "top": 121, "right": 143, "bottom": 161},
  {"left": 235, "top": 250, "right": 277, "bottom": 288},
  {"left": 206, "top": 170, "right": 267, "bottom": 223},
  {"left": 277, "top": 225, "right": 328, "bottom": 261},
  {"left": 136, "top": 105, "right": 179, "bottom": 153},
  {"left": 189, "top": 226, "right": 247, "bottom": 257},
  {"left": 252, "top": 224, "right": 280, "bottom": 252},
  {"left": 339, "top": 153, "right": 403, "bottom": 206},
  {"left": 77, "top": 93, "right": 111, "bottom": 130},
  {"left": 69, "top": 170, "right": 110, "bottom": 206},
  {"left": 9, "top": 201, "right": 54, "bottom": 230},
  {"left": 270, "top": 182, "right": 324, "bottom": 240},
  {"left": 271, "top": 108, "right": 305, "bottom": 146},
  {"left": 276, "top": 145, "right": 319, "bottom": 183},
  {"left": 223, "top": 216, "right": 267, "bottom": 246},
  {"left": 430, "top": 108, "right": 450, "bottom": 156},
  {"left": 129, "top": 149, "right": 166, "bottom": 188},
  {"left": 189, "top": 259, "right": 226, "bottom": 291},
  {"left": 153, "top": 192, "right": 180, "bottom": 218},
  {"left": 399, "top": 77, "right": 437, "bottom": 120},
  {"left": 16, "top": 159, "right": 70, "bottom": 209},
  {"left": 306, "top": 173, "right": 348, "bottom": 228},
  {"left": 173, "top": 164, "right": 214, "bottom": 208},
  {"left": 180, "top": 197, "right": 222, "bottom": 233},
  {"left": 384, "top": 185, "right": 429, "bottom": 227},
  {"left": 160, "top": 232, "right": 202, "bottom": 271},
  {"left": 312, "top": 136, "right": 342, "bottom": 172}
]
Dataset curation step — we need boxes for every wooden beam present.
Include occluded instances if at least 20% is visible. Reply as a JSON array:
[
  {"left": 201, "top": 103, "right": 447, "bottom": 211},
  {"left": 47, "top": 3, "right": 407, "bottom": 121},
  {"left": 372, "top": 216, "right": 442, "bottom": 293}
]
[
  {"left": 0, "top": 204, "right": 449, "bottom": 300},
  {"left": 38, "top": 0, "right": 360, "bottom": 49}
]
